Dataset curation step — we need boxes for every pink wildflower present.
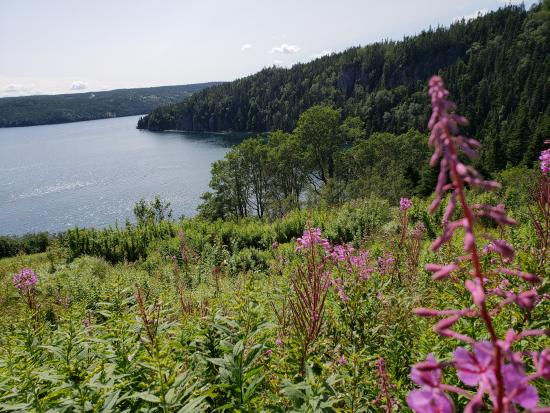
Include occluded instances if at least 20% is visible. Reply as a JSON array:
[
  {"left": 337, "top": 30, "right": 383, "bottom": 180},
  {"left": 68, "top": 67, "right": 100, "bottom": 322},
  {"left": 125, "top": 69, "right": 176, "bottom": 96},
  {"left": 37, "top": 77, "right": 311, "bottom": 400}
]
[
  {"left": 400, "top": 197, "right": 413, "bottom": 211},
  {"left": 377, "top": 254, "right": 394, "bottom": 274},
  {"left": 296, "top": 227, "right": 330, "bottom": 252},
  {"left": 502, "top": 364, "right": 539, "bottom": 409},
  {"left": 539, "top": 148, "right": 550, "bottom": 175},
  {"left": 454, "top": 342, "right": 495, "bottom": 387},
  {"left": 12, "top": 268, "right": 38, "bottom": 290},
  {"left": 408, "top": 355, "right": 454, "bottom": 413}
]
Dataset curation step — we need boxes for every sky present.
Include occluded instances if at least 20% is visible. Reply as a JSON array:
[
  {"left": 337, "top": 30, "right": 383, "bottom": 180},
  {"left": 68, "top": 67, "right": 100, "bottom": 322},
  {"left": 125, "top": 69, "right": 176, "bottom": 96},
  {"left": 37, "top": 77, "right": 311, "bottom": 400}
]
[{"left": 0, "top": 0, "right": 540, "bottom": 97}]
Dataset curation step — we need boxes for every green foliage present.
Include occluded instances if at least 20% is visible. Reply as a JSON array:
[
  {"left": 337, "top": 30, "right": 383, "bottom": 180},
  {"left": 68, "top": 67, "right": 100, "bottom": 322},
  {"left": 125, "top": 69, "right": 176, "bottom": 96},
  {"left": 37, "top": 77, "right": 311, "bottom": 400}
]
[
  {"left": 324, "top": 198, "right": 392, "bottom": 244},
  {"left": 0, "top": 232, "right": 50, "bottom": 259},
  {"left": 199, "top": 117, "right": 430, "bottom": 220},
  {"left": 294, "top": 105, "right": 342, "bottom": 184},
  {"left": 134, "top": 196, "right": 174, "bottom": 225},
  {"left": 62, "top": 220, "right": 176, "bottom": 264}
]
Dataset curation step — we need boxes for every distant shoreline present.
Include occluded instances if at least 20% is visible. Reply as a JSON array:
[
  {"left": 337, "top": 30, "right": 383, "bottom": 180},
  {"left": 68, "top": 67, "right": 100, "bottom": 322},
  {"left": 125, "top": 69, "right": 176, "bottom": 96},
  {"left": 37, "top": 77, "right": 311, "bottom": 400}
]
[
  {"left": 0, "top": 113, "right": 147, "bottom": 129},
  {"left": 0, "top": 82, "right": 222, "bottom": 128}
]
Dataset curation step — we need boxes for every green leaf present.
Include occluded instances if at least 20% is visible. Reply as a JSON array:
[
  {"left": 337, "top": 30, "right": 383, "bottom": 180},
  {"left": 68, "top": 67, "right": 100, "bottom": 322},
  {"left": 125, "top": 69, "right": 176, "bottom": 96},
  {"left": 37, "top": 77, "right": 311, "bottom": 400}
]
[
  {"left": 134, "top": 392, "right": 161, "bottom": 403},
  {"left": 101, "top": 389, "right": 120, "bottom": 412}
]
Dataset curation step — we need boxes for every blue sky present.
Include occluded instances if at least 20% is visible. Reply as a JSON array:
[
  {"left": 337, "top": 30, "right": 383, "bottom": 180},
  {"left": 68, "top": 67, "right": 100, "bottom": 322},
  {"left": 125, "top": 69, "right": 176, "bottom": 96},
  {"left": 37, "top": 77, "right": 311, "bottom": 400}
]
[{"left": 0, "top": 0, "right": 540, "bottom": 96}]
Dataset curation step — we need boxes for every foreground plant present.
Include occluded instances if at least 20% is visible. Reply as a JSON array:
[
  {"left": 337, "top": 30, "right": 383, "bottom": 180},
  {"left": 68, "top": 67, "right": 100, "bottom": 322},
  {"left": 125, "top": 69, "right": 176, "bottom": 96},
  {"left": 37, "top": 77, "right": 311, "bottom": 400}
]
[{"left": 407, "top": 76, "right": 549, "bottom": 412}]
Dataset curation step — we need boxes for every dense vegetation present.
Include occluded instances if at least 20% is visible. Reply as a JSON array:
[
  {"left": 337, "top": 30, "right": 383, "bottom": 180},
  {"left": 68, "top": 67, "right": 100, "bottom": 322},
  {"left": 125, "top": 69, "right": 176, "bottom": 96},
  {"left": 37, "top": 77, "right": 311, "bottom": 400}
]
[
  {"left": 0, "top": 83, "right": 221, "bottom": 127},
  {"left": 197, "top": 106, "right": 432, "bottom": 220},
  {"left": 138, "top": 4, "right": 549, "bottom": 172},
  {"left": 1, "top": 159, "right": 548, "bottom": 411}
]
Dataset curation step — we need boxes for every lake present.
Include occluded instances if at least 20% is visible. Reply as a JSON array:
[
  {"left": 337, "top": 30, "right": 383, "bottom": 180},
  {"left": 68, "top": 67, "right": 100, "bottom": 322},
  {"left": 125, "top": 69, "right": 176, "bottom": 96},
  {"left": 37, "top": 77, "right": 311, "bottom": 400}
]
[{"left": 0, "top": 115, "right": 243, "bottom": 235}]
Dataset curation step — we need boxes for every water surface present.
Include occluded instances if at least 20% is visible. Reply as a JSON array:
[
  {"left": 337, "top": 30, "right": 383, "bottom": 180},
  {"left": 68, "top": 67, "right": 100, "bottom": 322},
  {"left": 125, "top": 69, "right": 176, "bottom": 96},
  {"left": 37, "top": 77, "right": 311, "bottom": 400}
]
[{"left": 0, "top": 116, "right": 242, "bottom": 235}]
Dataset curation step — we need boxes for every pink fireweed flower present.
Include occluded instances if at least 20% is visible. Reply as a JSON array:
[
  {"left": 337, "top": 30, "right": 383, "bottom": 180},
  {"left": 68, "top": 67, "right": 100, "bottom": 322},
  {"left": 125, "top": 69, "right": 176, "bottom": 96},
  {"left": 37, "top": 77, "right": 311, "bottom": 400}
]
[
  {"left": 407, "top": 388, "right": 454, "bottom": 413},
  {"left": 408, "top": 354, "right": 455, "bottom": 413},
  {"left": 514, "top": 289, "right": 538, "bottom": 311},
  {"left": 12, "top": 268, "right": 38, "bottom": 290},
  {"left": 465, "top": 279, "right": 485, "bottom": 306},
  {"left": 338, "top": 355, "right": 347, "bottom": 366},
  {"left": 332, "top": 245, "right": 374, "bottom": 280},
  {"left": 540, "top": 148, "right": 550, "bottom": 175},
  {"left": 454, "top": 342, "right": 495, "bottom": 387},
  {"left": 377, "top": 254, "right": 394, "bottom": 274},
  {"left": 349, "top": 250, "right": 373, "bottom": 280},
  {"left": 483, "top": 239, "right": 515, "bottom": 263},
  {"left": 502, "top": 364, "right": 539, "bottom": 409},
  {"left": 411, "top": 354, "right": 443, "bottom": 388},
  {"left": 296, "top": 227, "right": 330, "bottom": 252},
  {"left": 275, "top": 338, "right": 283, "bottom": 347},
  {"left": 265, "top": 349, "right": 273, "bottom": 357},
  {"left": 331, "top": 278, "right": 349, "bottom": 302},
  {"left": 426, "top": 263, "right": 459, "bottom": 280},
  {"left": 400, "top": 197, "right": 413, "bottom": 211},
  {"left": 498, "top": 267, "right": 541, "bottom": 284},
  {"left": 331, "top": 244, "right": 352, "bottom": 261}
]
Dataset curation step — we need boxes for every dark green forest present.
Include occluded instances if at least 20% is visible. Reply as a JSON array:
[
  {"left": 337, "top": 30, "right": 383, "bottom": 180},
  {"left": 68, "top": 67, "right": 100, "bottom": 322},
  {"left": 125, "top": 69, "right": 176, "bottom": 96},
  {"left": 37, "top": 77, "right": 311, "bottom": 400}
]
[
  {"left": 0, "top": 83, "right": 221, "bottom": 127},
  {"left": 138, "top": 4, "right": 549, "bottom": 173}
]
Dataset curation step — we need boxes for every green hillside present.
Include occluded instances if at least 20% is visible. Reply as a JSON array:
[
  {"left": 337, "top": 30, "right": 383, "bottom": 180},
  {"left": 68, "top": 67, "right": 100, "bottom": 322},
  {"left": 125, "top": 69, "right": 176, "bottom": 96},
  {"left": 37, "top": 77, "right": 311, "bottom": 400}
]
[
  {"left": 138, "top": 4, "right": 549, "bottom": 172},
  {"left": 0, "top": 83, "right": 221, "bottom": 127}
]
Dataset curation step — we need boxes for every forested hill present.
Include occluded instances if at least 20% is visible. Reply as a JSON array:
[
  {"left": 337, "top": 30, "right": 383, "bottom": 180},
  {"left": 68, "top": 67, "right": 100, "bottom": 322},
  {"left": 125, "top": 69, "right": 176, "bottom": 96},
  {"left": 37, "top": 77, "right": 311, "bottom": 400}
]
[
  {"left": 0, "top": 83, "right": 221, "bottom": 127},
  {"left": 138, "top": 4, "right": 549, "bottom": 171}
]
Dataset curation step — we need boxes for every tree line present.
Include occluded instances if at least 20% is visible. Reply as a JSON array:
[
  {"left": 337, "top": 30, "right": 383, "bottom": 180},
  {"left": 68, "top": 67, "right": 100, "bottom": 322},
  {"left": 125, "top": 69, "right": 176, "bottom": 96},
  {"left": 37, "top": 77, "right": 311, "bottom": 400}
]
[{"left": 139, "top": 3, "right": 549, "bottom": 173}]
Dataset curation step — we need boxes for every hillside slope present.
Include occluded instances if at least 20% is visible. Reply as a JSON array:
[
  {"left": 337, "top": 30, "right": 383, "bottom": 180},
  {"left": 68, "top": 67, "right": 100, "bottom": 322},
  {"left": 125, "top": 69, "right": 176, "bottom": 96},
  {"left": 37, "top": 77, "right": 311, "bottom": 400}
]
[
  {"left": 138, "top": 4, "right": 549, "bottom": 171},
  {"left": 0, "top": 83, "right": 221, "bottom": 127}
]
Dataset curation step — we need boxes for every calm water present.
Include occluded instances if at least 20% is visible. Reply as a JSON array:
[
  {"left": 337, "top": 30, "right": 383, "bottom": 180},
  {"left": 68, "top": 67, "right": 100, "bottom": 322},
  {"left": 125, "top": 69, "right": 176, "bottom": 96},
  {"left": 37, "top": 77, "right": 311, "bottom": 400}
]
[{"left": 0, "top": 115, "right": 243, "bottom": 235}]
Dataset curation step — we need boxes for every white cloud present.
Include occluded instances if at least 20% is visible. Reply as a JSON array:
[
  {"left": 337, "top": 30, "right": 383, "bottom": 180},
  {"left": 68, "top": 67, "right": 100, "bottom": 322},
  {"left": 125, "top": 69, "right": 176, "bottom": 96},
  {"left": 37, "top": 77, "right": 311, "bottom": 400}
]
[
  {"left": 1, "top": 83, "right": 39, "bottom": 97},
  {"left": 70, "top": 80, "right": 87, "bottom": 90},
  {"left": 452, "top": 8, "right": 489, "bottom": 23},
  {"left": 4, "top": 83, "right": 32, "bottom": 93},
  {"left": 310, "top": 50, "right": 334, "bottom": 59},
  {"left": 241, "top": 43, "right": 252, "bottom": 51},
  {"left": 270, "top": 43, "right": 300, "bottom": 54},
  {"left": 273, "top": 60, "right": 284, "bottom": 66}
]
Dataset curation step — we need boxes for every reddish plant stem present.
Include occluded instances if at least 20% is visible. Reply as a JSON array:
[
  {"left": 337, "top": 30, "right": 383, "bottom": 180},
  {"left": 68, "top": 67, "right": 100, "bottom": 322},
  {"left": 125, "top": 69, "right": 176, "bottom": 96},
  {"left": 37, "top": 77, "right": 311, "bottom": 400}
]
[{"left": 446, "top": 140, "right": 504, "bottom": 413}]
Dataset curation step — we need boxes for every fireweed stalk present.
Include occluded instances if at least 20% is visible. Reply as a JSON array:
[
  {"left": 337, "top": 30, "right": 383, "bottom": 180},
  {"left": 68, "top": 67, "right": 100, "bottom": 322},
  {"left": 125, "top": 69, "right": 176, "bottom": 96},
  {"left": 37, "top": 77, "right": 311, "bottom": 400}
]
[
  {"left": 288, "top": 227, "right": 374, "bottom": 374},
  {"left": 399, "top": 197, "right": 413, "bottom": 246},
  {"left": 289, "top": 227, "right": 332, "bottom": 375},
  {"left": 407, "top": 76, "right": 549, "bottom": 413},
  {"left": 375, "top": 358, "right": 396, "bottom": 412},
  {"left": 529, "top": 141, "right": 550, "bottom": 269}
]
